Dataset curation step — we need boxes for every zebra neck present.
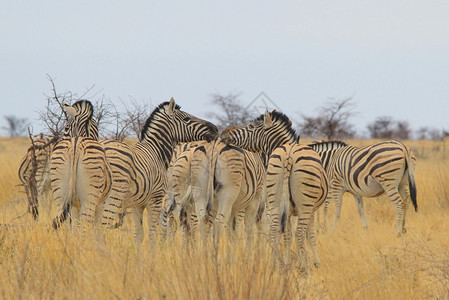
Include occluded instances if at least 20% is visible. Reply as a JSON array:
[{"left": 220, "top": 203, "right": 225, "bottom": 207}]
[
  {"left": 264, "top": 136, "right": 294, "bottom": 157},
  {"left": 139, "top": 134, "right": 175, "bottom": 169}
]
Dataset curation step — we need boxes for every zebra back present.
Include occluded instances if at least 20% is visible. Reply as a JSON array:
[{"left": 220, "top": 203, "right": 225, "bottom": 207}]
[
  {"left": 308, "top": 140, "right": 349, "bottom": 171},
  {"left": 308, "top": 140, "right": 348, "bottom": 152}
]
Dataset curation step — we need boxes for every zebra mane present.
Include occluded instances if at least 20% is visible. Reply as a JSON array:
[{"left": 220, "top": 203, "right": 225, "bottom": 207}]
[
  {"left": 308, "top": 140, "right": 348, "bottom": 152},
  {"left": 71, "top": 99, "right": 94, "bottom": 113},
  {"left": 254, "top": 111, "right": 298, "bottom": 141},
  {"left": 140, "top": 101, "right": 181, "bottom": 141}
]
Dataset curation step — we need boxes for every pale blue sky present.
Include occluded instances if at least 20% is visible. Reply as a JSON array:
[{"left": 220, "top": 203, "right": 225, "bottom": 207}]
[{"left": 1, "top": 1, "right": 448, "bottom": 137}]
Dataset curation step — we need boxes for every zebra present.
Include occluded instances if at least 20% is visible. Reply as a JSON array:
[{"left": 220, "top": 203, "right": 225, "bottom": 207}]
[
  {"left": 18, "top": 133, "right": 57, "bottom": 220},
  {"left": 17, "top": 100, "right": 99, "bottom": 223},
  {"left": 202, "top": 139, "right": 266, "bottom": 246},
  {"left": 221, "top": 110, "right": 328, "bottom": 270},
  {"left": 99, "top": 98, "right": 218, "bottom": 246},
  {"left": 50, "top": 99, "right": 112, "bottom": 228},
  {"left": 308, "top": 140, "right": 417, "bottom": 234},
  {"left": 159, "top": 141, "right": 207, "bottom": 241},
  {"left": 165, "top": 139, "right": 262, "bottom": 247}
]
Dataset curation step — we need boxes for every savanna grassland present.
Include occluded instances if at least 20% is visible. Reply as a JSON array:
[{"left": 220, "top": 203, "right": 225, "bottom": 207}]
[{"left": 1, "top": 137, "right": 449, "bottom": 299}]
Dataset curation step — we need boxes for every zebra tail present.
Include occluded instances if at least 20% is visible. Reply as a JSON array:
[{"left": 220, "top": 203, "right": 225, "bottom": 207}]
[
  {"left": 206, "top": 141, "right": 217, "bottom": 215},
  {"left": 405, "top": 149, "right": 418, "bottom": 212},
  {"left": 280, "top": 157, "right": 291, "bottom": 234}
]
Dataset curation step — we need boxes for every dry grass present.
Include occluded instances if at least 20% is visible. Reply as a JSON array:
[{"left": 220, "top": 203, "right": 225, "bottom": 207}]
[{"left": 1, "top": 137, "right": 449, "bottom": 299}]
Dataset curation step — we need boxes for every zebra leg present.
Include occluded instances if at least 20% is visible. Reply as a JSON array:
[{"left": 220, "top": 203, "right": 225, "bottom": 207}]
[
  {"left": 179, "top": 205, "right": 193, "bottom": 246},
  {"left": 354, "top": 195, "right": 368, "bottom": 230},
  {"left": 281, "top": 214, "right": 292, "bottom": 266},
  {"left": 266, "top": 172, "right": 284, "bottom": 266},
  {"left": 159, "top": 194, "right": 174, "bottom": 241},
  {"left": 213, "top": 202, "right": 234, "bottom": 246},
  {"left": 190, "top": 213, "right": 198, "bottom": 243},
  {"left": 192, "top": 184, "right": 210, "bottom": 244},
  {"left": 79, "top": 198, "right": 97, "bottom": 226},
  {"left": 101, "top": 182, "right": 128, "bottom": 227},
  {"left": 132, "top": 206, "right": 145, "bottom": 245},
  {"left": 399, "top": 182, "right": 410, "bottom": 233},
  {"left": 50, "top": 155, "right": 74, "bottom": 229},
  {"left": 93, "top": 202, "right": 105, "bottom": 226},
  {"left": 70, "top": 206, "right": 80, "bottom": 230},
  {"left": 294, "top": 215, "right": 308, "bottom": 271},
  {"left": 77, "top": 173, "right": 102, "bottom": 226},
  {"left": 243, "top": 199, "right": 260, "bottom": 250},
  {"left": 323, "top": 198, "right": 330, "bottom": 232},
  {"left": 315, "top": 208, "right": 321, "bottom": 233},
  {"left": 380, "top": 182, "right": 406, "bottom": 235},
  {"left": 233, "top": 209, "right": 245, "bottom": 240},
  {"left": 306, "top": 214, "right": 320, "bottom": 268},
  {"left": 332, "top": 188, "right": 346, "bottom": 230},
  {"left": 146, "top": 195, "right": 164, "bottom": 247}
]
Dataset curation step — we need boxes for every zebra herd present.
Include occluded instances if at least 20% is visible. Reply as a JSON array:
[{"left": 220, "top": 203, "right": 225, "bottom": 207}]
[{"left": 18, "top": 99, "right": 417, "bottom": 270}]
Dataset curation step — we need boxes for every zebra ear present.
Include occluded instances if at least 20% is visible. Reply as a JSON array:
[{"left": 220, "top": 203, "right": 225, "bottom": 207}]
[
  {"left": 264, "top": 109, "right": 273, "bottom": 128},
  {"left": 167, "top": 97, "right": 176, "bottom": 116},
  {"left": 65, "top": 105, "right": 77, "bottom": 118}
]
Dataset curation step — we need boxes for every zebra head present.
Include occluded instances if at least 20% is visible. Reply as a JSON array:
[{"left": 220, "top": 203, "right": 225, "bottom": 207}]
[
  {"left": 140, "top": 98, "right": 218, "bottom": 145},
  {"left": 63, "top": 100, "right": 99, "bottom": 139},
  {"left": 221, "top": 109, "right": 298, "bottom": 155}
]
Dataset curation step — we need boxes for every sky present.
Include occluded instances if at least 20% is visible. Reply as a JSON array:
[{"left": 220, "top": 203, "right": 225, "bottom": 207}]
[{"left": 1, "top": 1, "right": 449, "bottom": 137}]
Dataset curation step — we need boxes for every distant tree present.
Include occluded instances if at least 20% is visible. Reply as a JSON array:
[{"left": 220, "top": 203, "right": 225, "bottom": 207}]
[
  {"left": 367, "top": 116, "right": 412, "bottom": 140},
  {"left": 416, "top": 127, "right": 429, "bottom": 140},
  {"left": 300, "top": 116, "right": 322, "bottom": 138},
  {"left": 2, "top": 115, "right": 30, "bottom": 137},
  {"left": 395, "top": 121, "right": 411, "bottom": 139},
  {"left": 206, "top": 93, "right": 256, "bottom": 131},
  {"left": 367, "top": 116, "right": 395, "bottom": 139},
  {"left": 298, "top": 97, "right": 356, "bottom": 139},
  {"left": 416, "top": 127, "right": 443, "bottom": 140}
]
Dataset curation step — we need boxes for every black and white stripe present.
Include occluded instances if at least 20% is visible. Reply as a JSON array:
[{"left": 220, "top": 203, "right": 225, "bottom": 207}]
[
  {"left": 50, "top": 100, "right": 111, "bottom": 228},
  {"left": 99, "top": 98, "right": 218, "bottom": 245},
  {"left": 222, "top": 110, "right": 328, "bottom": 270},
  {"left": 18, "top": 134, "right": 56, "bottom": 220},
  {"left": 309, "top": 140, "right": 417, "bottom": 234}
]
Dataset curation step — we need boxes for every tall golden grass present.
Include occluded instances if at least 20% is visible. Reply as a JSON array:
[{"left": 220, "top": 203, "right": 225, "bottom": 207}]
[{"left": 1, "top": 137, "right": 449, "bottom": 299}]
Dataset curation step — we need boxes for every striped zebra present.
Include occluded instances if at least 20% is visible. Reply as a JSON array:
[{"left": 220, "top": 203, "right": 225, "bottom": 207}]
[
  {"left": 205, "top": 139, "right": 266, "bottom": 245},
  {"left": 166, "top": 140, "right": 261, "bottom": 246},
  {"left": 309, "top": 140, "right": 417, "bottom": 234},
  {"left": 159, "top": 141, "right": 207, "bottom": 241},
  {"left": 50, "top": 100, "right": 112, "bottom": 228},
  {"left": 99, "top": 98, "right": 218, "bottom": 245},
  {"left": 18, "top": 133, "right": 56, "bottom": 220},
  {"left": 222, "top": 110, "right": 328, "bottom": 270}
]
